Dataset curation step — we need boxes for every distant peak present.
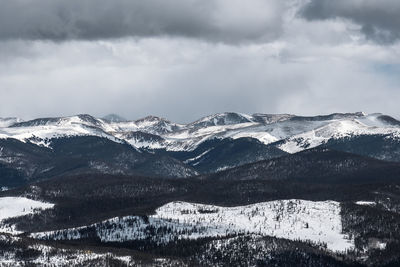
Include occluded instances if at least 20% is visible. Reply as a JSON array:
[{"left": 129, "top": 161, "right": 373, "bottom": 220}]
[
  {"left": 74, "top": 114, "right": 103, "bottom": 126},
  {"left": 189, "top": 112, "right": 252, "bottom": 127}
]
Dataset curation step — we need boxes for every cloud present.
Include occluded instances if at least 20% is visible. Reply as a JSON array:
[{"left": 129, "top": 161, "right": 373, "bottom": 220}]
[
  {"left": 0, "top": 0, "right": 285, "bottom": 43},
  {"left": 0, "top": 38, "right": 399, "bottom": 122},
  {"left": 0, "top": 1, "right": 399, "bottom": 122},
  {"left": 300, "top": 0, "right": 400, "bottom": 44}
]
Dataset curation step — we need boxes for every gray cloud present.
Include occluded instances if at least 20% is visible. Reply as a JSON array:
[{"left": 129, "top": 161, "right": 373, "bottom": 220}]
[
  {"left": 301, "top": 0, "right": 400, "bottom": 44},
  {"left": 0, "top": 0, "right": 284, "bottom": 43},
  {"left": 0, "top": 1, "right": 399, "bottom": 122},
  {"left": 0, "top": 38, "right": 399, "bottom": 122}
]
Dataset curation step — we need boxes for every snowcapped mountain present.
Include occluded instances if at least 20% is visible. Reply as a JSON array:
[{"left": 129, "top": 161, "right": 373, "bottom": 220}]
[
  {"left": 121, "top": 112, "right": 400, "bottom": 155},
  {"left": 2, "top": 111, "right": 399, "bottom": 153},
  {"left": 1, "top": 114, "right": 119, "bottom": 147},
  {"left": 1, "top": 111, "right": 400, "bottom": 182},
  {"left": 108, "top": 115, "right": 184, "bottom": 137},
  {"left": 278, "top": 113, "right": 400, "bottom": 154},
  {"left": 187, "top": 112, "right": 253, "bottom": 128},
  {"left": 2, "top": 112, "right": 400, "bottom": 266}
]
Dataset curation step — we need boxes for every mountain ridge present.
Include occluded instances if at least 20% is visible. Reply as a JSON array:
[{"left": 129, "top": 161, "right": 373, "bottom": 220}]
[
  {"left": 1, "top": 111, "right": 400, "bottom": 188},
  {"left": 3, "top": 111, "right": 397, "bottom": 154}
]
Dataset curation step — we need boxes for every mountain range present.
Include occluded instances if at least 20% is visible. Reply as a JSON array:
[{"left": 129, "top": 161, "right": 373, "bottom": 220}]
[
  {"left": 1, "top": 111, "right": 400, "bottom": 188},
  {"left": 1, "top": 112, "right": 400, "bottom": 266}
]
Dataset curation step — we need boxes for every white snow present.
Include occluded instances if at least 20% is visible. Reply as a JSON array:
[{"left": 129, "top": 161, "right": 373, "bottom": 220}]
[
  {"left": 229, "top": 131, "right": 279, "bottom": 145},
  {"left": 375, "top": 241, "right": 387, "bottom": 250},
  {"left": 355, "top": 201, "right": 376, "bottom": 206},
  {"left": 126, "top": 139, "right": 165, "bottom": 149},
  {"left": 32, "top": 199, "right": 354, "bottom": 253},
  {"left": 0, "top": 197, "right": 54, "bottom": 234},
  {"left": 184, "top": 148, "right": 213, "bottom": 164},
  {"left": 154, "top": 200, "right": 353, "bottom": 252}
]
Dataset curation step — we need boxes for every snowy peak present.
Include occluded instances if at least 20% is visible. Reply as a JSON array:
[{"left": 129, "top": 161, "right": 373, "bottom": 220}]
[
  {"left": 10, "top": 114, "right": 103, "bottom": 128},
  {"left": 0, "top": 114, "right": 119, "bottom": 148},
  {"left": 134, "top": 115, "right": 171, "bottom": 128},
  {"left": 1, "top": 111, "right": 400, "bottom": 156},
  {"left": 117, "top": 131, "right": 166, "bottom": 149},
  {"left": 134, "top": 115, "right": 181, "bottom": 135},
  {"left": 75, "top": 114, "right": 104, "bottom": 127},
  {"left": 188, "top": 112, "right": 253, "bottom": 128}
]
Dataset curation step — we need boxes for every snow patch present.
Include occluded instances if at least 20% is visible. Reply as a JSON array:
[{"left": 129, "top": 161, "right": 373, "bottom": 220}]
[
  {"left": 355, "top": 201, "right": 376, "bottom": 206},
  {"left": 184, "top": 148, "right": 213, "bottom": 164},
  {"left": 0, "top": 197, "right": 54, "bottom": 234}
]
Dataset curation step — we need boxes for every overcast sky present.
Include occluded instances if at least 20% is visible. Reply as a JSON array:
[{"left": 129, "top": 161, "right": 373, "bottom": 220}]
[{"left": 0, "top": 0, "right": 399, "bottom": 122}]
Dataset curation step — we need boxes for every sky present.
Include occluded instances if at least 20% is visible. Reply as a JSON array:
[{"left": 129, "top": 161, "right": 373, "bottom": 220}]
[{"left": 0, "top": 0, "right": 399, "bottom": 123}]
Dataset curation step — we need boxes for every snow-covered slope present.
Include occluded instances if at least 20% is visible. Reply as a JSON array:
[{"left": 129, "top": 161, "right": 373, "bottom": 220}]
[
  {"left": 187, "top": 112, "right": 253, "bottom": 128},
  {"left": 1, "top": 112, "right": 399, "bottom": 155},
  {"left": 108, "top": 116, "right": 184, "bottom": 136},
  {"left": 0, "top": 114, "right": 120, "bottom": 147},
  {"left": 278, "top": 114, "right": 400, "bottom": 153},
  {"left": 0, "top": 197, "right": 54, "bottom": 234},
  {"left": 112, "top": 112, "right": 400, "bottom": 153},
  {"left": 31, "top": 199, "right": 354, "bottom": 252},
  {"left": 132, "top": 112, "right": 400, "bottom": 152}
]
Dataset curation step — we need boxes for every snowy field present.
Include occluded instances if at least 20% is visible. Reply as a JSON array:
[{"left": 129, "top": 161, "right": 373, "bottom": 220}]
[
  {"left": 0, "top": 197, "right": 54, "bottom": 234},
  {"left": 32, "top": 199, "right": 354, "bottom": 252}
]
